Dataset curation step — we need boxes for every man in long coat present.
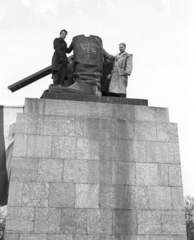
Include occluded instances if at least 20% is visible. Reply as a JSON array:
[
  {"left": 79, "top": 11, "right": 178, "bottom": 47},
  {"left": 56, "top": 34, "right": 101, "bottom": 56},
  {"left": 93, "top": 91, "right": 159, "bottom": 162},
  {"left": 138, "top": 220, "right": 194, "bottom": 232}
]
[
  {"left": 52, "top": 29, "right": 73, "bottom": 86},
  {"left": 108, "top": 43, "right": 133, "bottom": 98}
]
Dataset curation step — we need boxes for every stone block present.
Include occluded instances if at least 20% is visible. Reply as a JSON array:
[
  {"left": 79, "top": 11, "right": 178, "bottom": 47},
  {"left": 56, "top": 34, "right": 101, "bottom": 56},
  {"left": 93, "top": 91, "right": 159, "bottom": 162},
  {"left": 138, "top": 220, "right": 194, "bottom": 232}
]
[
  {"left": 87, "top": 209, "right": 112, "bottom": 234},
  {"left": 150, "top": 236, "right": 173, "bottom": 240},
  {"left": 44, "top": 99, "right": 68, "bottom": 116},
  {"left": 34, "top": 208, "right": 61, "bottom": 233},
  {"left": 20, "top": 234, "right": 47, "bottom": 240},
  {"left": 169, "top": 164, "right": 182, "bottom": 186},
  {"left": 49, "top": 183, "right": 74, "bottom": 207},
  {"left": 6, "top": 207, "right": 34, "bottom": 233},
  {"left": 98, "top": 103, "right": 113, "bottom": 119},
  {"left": 146, "top": 141, "right": 169, "bottom": 163},
  {"left": 4, "top": 233, "right": 19, "bottom": 240},
  {"left": 158, "top": 164, "right": 169, "bottom": 186},
  {"left": 133, "top": 186, "right": 149, "bottom": 210},
  {"left": 77, "top": 138, "right": 100, "bottom": 160},
  {"left": 136, "top": 163, "right": 158, "bottom": 186},
  {"left": 148, "top": 187, "right": 172, "bottom": 210},
  {"left": 63, "top": 160, "right": 99, "bottom": 184},
  {"left": 100, "top": 119, "right": 124, "bottom": 139},
  {"left": 52, "top": 136, "right": 76, "bottom": 159},
  {"left": 11, "top": 157, "right": 39, "bottom": 182},
  {"left": 123, "top": 140, "right": 146, "bottom": 162},
  {"left": 38, "top": 159, "right": 63, "bottom": 182},
  {"left": 8, "top": 182, "right": 23, "bottom": 206},
  {"left": 113, "top": 210, "right": 137, "bottom": 234},
  {"left": 99, "top": 160, "right": 112, "bottom": 184},
  {"left": 173, "top": 236, "right": 187, "bottom": 240},
  {"left": 134, "top": 106, "right": 156, "bottom": 122},
  {"left": 86, "top": 118, "right": 101, "bottom": 139},
  {"left": 113, "top": 104, "right": 135, "bottom": 121},
  {"left": 121, "top": 121, "right": 135, "bottom": 140},
  {"left": 75, "top": 209, "right": 87, "bottom": 234},
  {"left": 15, "top": 113, "right": 41, "bottom": 134},
  {"left": 26, "top": 135, "right": 52, "bottom": 158},
  {"left": 100, "top": 139, "right": 123, "bottom": 161},
  {"left": 24, "top": 98, "right": 44, "bottom": 114},
  {"left": 137, "top": 210, "right": 161, "bottom": 234},
  {"left": 112, "top": 162, "right": 136, "bottom": 185},
  {"left": 75, "top": 184, "right": 99, "bottom": 208},
  {"left": 47, "top": 235, "right": 73, "bottom": 240},
  {"left": 161, "top": 211, "right": 186, "bottom": 235},
  {"left": 74, "top": 235, "right": 88, "bottom": 240},
  {"left": 12, "top": 134, "right": 28, "bottom": 157},
  {"left": 61, "top": 209, "right": 75, "bottom": 234},
  {"left": 156, "top": 123, "right": 178, "bottom": 142},
  {"left": 172, "top": 187, "right": 184, "bottom": 210},
  {"left": 134, "top": 122, "right": 157, "bottom": 141},
  {"left": 22, "top": 182, "right": 49, "bottom": 207},
  {"left": 168, "top": 142, "right": 180, "bottom": 163},
  {"left": 155, "top": 107, "right": 169, "bottom": 122}
]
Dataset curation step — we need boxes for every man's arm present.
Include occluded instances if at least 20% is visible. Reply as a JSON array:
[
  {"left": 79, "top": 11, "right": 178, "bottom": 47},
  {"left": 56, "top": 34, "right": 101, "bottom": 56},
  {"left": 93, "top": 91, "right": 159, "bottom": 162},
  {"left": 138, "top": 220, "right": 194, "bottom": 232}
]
[
  {"left": 103, "top": 49, "right": 115, "bottom": 61},
  {"left": 124, "top": 54, "right": 133, "bottom": 76}
]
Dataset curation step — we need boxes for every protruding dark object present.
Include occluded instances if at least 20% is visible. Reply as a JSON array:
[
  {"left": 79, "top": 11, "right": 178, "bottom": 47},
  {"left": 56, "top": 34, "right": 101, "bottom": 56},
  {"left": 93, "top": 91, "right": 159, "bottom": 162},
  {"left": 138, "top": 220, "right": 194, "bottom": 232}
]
[{"left": 8, "top": 66, "right": 52, "bottom": 92}]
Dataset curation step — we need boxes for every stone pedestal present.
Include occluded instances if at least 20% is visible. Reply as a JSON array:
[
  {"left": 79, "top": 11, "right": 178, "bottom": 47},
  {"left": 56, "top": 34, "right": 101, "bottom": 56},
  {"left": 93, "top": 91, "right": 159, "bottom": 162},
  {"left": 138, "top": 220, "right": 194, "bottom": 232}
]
[{"left": 5, "top": 96, "right": 187, "bottom": 240}]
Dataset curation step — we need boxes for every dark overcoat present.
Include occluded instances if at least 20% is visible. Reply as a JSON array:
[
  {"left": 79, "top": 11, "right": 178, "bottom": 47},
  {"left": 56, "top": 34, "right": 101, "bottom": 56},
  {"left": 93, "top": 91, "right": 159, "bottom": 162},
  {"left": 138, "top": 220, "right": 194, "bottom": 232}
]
[{"left": 52, "top": 37, "right": 72, "bottom": 71}]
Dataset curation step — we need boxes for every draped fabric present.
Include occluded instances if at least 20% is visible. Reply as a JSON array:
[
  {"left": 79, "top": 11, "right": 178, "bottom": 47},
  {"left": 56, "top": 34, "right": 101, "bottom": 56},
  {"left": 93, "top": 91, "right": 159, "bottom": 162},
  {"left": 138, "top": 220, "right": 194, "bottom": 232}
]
[{"left": 0, "top": 106, "right": 23, "bottom": 206}]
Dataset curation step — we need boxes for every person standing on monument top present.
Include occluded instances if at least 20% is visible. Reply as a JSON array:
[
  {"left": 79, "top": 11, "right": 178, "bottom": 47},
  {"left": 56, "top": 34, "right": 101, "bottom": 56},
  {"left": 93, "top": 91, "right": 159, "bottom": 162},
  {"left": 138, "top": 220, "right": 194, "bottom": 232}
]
[
  {"left": 107, "top": 43, "right": 133, "bottom": 98},
  {"left": 51, "top": 29, "right": 73, "bottom": 86}
]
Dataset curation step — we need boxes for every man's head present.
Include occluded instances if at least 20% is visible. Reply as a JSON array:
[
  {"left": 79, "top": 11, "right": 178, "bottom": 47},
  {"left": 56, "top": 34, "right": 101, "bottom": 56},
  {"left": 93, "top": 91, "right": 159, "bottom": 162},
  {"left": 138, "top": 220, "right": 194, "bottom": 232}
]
[
  {"left": 119, "top": 43, "right": 126, "bottom": 53},
  {"left": 60, "top": 29, "right": 67, "bottom": 39}
]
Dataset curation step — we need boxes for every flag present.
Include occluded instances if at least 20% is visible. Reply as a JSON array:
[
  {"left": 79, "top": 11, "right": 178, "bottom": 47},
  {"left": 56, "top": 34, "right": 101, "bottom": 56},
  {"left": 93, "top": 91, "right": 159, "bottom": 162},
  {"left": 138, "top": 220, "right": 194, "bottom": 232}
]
[{"left": 0, "top": 106, "right": 23, "bottom": 206}]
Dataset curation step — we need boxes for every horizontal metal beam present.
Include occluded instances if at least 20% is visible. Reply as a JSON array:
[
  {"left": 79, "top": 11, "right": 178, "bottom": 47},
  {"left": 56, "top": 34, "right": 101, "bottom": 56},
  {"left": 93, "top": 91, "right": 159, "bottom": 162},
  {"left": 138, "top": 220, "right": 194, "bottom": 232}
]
[{"left": 8, "top": 66, "right": 52, "bottom": 92}]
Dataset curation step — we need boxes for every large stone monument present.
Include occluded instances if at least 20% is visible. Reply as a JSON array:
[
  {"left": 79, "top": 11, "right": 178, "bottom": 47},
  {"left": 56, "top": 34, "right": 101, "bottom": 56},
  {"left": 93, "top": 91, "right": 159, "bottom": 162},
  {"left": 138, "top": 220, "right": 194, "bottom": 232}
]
[{"left": 4, "top": 94, "right": 186, "bottom": 239}]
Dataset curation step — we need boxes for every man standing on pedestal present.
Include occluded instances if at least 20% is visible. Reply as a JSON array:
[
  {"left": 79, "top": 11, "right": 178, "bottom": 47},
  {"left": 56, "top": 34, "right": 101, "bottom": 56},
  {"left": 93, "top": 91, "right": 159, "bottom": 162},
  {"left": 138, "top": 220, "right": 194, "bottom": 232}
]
[{"left": 107, "top": 43, "right": 133, "bottom": 98}]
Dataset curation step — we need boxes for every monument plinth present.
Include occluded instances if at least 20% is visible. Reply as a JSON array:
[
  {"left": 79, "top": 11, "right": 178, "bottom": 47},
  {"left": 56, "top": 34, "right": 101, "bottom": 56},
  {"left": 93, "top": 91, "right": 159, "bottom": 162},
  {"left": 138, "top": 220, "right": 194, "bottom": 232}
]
[{"left": 4, "top": 96, "right": 186, "bottom": 239}]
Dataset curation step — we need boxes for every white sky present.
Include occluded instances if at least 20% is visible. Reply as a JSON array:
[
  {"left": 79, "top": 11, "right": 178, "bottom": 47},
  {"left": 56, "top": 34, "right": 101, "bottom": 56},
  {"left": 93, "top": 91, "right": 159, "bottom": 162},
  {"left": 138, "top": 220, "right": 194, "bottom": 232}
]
[{"left": 0, "top": 0, "right": 194, "bottom": 196}]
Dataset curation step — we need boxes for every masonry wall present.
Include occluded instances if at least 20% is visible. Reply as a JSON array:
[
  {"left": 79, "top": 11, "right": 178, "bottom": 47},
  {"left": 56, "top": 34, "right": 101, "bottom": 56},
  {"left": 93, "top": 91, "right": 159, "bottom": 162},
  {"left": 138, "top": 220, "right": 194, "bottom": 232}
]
[{"left": 4, "top": 98, "right": 187, "bottom": 240}]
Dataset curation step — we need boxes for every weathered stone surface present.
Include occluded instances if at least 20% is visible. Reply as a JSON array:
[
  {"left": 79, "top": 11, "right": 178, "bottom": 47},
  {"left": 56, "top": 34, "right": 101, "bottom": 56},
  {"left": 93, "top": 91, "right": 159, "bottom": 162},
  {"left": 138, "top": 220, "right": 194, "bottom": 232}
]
[
  {"left": 4, "top": 233, "right": 19, "bottom": 240},
  {"left": 149, "top": 187, "right": 172, "bottom": 210},
  {"left": 15, "top": 113, "right": 41, "bottom": 134},
  {"left": 76, "top": 209, "right": 87, "bottom": 234},
  {"left": 134, "top": 106, "right": 156, "bottom": 122},
  {"left": 172, "top": 187, "right": 184, "bottom": 210},
  {"left": 38, "top": 159, "right": 63, "bottom": 182},
  {"left": 34, "top": 208, "right": 61, "bottom": 233},
  {"left": 113, "top": 104, "right": 134, "bottom": 121},
  {"left": 137, "top": 210, "right": 161, "bottom": 234},
  {"left": 113, "top": 210, "right": 137, "bottom": 234},
  {"left": 6, "top": 207, "right": 34, "bottom": 233},
  {"left": 61, "top": 209, "right": 75, "bottom": 234},
  {"left": 47, "top": 235, "right": 73, "bottom": 240},
  {"left": 87, "top": 209, "right": 112, "bottom": 234},
  {"left": 136, "top": 163, "right": 158, "bottom": 186},
  {"left": 168, "top": 142, "right": 180, "bottom": 163},
  {"left": 12, "top": 134, "right": 27, "bottom": 157},
  {"left": 11, "top": 157, "right": 39, "bottom": 182},
  {"left": 161, "top": 211, "right": 186, "bottom": 234},
  {"left": 63, "top": 160, "right": 99, "bottom": 184},
  {"left": 49, "top": 183, "right": 74, "bottom": 207},
  {"left": 44, "top": 99, "right": 68, "bottom": 116},
  {"left": 77, "top": 138, "right": 100, "bottom": 160},
  {"left": 100, "top": 139, "right": 123, "bottom": 161},
  {"left": 86, "top": 118, "right": 101, "bottom": 139},
  {"left": 22, "top": 182, "right": 49, "bottom": 207},
  {"left": 156, "top": 123, "right": 178, "bottom": 142},
  {"left": 149, "top": 236, "right": 173, "bottom": 240},
  {"left": 112, "top": 162, "right": 135, "bottom": 185},
  {"left": 75, "top": 184, "right": 99, "bottom": 208},
  {"left": 8, "top": 182, "right": 23, "bottom": 206},
  {"left": 20, "top": 234, "right": 47, "bottom": 240},
  {"left": 169, "top": 164, "right": 182, "bottom": 186},
  {"left": 26, "top": 135, "right": 52, "bottom": 158},
  {"left": 155, "top": 107, "right": 169, "bottom": 122},
  {"left": 100, "top": 119, "right": 124, "bottom": 139},
  {"left": 52, "top": 136, "right": 76, "bottom": 159},
  {"left": 158, "top": 164, "right": 169, "bottom": 186},
  {"left": 146, "top": 141, "right": 169, "bottom": 163},
  {"left": 123, "top": 140, "right": 146, "bottom": 162},
  {"left": 99, "top": 160, "right": 112, "bottom": 184},
  {"left": 134, "top": 122, "right": 157, "bottom": 141},
  {"left": 24, "top": 98, "right": 44, "bottom": 114},
  {"left": 122, "top": 121, "right": 135, "bottom": 140}
]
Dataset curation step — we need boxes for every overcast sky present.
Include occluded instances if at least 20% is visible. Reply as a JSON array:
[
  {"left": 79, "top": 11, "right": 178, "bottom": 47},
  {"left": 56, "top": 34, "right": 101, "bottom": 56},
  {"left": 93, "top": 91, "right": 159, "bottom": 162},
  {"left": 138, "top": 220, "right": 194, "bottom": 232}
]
[{"left": 0, "top": 0, "right": 194, "bottom": 196}]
